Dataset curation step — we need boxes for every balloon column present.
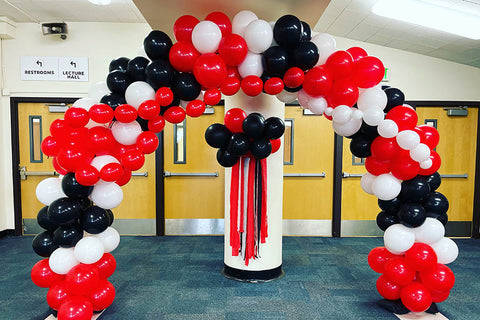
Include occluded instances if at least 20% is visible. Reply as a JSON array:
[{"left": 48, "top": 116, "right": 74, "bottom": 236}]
[{"left": 29, "top": 9, "right": 457, "bottom": 317}]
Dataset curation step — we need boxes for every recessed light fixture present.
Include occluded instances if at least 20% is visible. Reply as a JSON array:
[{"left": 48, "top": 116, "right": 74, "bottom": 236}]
[
  {"left": 372, "top": 0, "right": 480, "bottom": 40},
  {"left": 88, "top": 0, "right": 111, "bottom": 5}
]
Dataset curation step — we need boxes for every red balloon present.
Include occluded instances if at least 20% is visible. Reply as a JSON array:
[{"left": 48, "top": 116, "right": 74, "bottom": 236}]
[
  {"left": 87, "top": 126, "right": 115, "bottom": 156},
  {"left": 220, "top": 77, "right": 241, "bottom": 96},
  {"left": 384, "top": 257, "right": 416, "bottom": 287},
  {"left": 75, "top": 165, "right": 100, "bottom": 186},
  {"left": 138, "top": 100, "right": 160, "bottom": 120},
  {"left": 163, "top": 106, "right": 186, "bottom": 124},
  {"left": 115, "top": 168, "right": 132, "bottom": 186},
  {"left": 283, "top": 67, "right": 305, "bottom": 88},
  {"left": 368, "top": 247, "right": 396, "bottom": 273},
  {"left": 193, "top": 53, "right": 227, "bottom": 89},
  {"left": 93, "top": 253, "right": 116, "bottom": 279},
  {"left": 391, "top": 150, "right": 420, "bottom": 180},
  {"left": 169, "top": 41, "right": 200, "bottom": 73},
  {"left": 64, "top": 107, "right": 89, "bottom": 128},
  {"left": 218, "top": 34, "right": 248, "bottom": 66},
  {"left": 271, "top": 139, "right": 281, "bottom": 153},
  {"left": 376, "top": 274, "right": 402, "bottom": 300},
  {"left": 264, "top": 77, "right": 284, "bottom": 95},
  {"left": 31, "top": 259, "right": 64, "bottom": 288},
  {"left": 206, "top": 11, "right": 232, "bottom": 36},
  {"left": 65, "top": 264, "right": 100, "bottom": 296},
  {"left": 241, "top": 75, "right": 263, "bottom": 96},
  {"left": 114, "top": 104, "right": 138, "bottom": 123},
  {"left": 400, "top": 282, "right": 432, "bottom": 313},
  {"left": 136, "top": 131, "right": 159, "bottom": 154},
  {"left": 100, "top": 163, "right": 125, "bottom": 182},
  {"left": 57, "top": 296, "right": 93, "bottom": 320},
  {"left": 224, "top": 108, "right": 247, "bottom": 133},
  {"left": 419, "top": 263, "right": 455, "bottom": 292},
  {"left": 226, "top": 66, "right": 241, "bottom": 79},
  {"left": 47, "top": 280, "right": 70, "bottom": 310},
  {"left": 52, "top": 157, "right": 69, "bottom": 175},
  {"left": 63, "top": 126, "right": 89, "bottom": 147},
  {"left": 111, "top": 143, "right": 138, "bottom": 161},
  {"left": 121, "top": 149, "right": 145, "bottom": 171},
  {"left": 148, "top": 115, "right": 166, "bottom": 133},
  {"left": 431, "top": 290, "right": 450, "bottom": 303},
  {"left": 365, "top": 156, "right": 390, "bottom": 176},
  {"left": 405, "top": 243, "right": 437, "bottom": 272},
  {"left": 352, "top": 56, "right": 385, "bottom": 88},
  {"left": 88, "top": 104, "right": 113, "bottom": 124},
  {"left": 418, "top": 151, "right": 441, "bottom": 176},
  {"left": 42, "top": 135, "right": 61, "bottom": 157},
  {"left": 56, "top": 146, "right": 93, "bottom": 172},
  {"left": 173, "top": 15, "right": 199, "bottom": 43},
  {"left": 326, "top": 78, "right": 359, "bottom": 107},
  {"left": 346, "top": 47, "right": 368, "bottom": 62},
  {"left": 325, "top": 50, "right": 354, "bottom": 80},
  {"left": 370, "top": 137, "right": 401, "bottom": 162},
  {"left": 386, "top": 106, "right": 418, "bottom": 131},
  {"left": 413, "top": 126, "right": 427, "bottom": 145},
  {"left": 303, "top": 66, "right": 332, "bottom": 97},
  {"left": 50, "top": 119, "right": 66, "bottom": 136},
  {"left": 203, "top": 88, "right": 222, "bottom": 106},
  {"left": 186, "top": 100, "right": 206, "bottom": 118},
  {"left": 155, "top": 87, "right": 174, "bottom": 107},
  {"left": 88, "top": 280, "right": 116, "bottom": 311},
  {"left": 418, "top": 125, "right": 440, "bottom": 150}
]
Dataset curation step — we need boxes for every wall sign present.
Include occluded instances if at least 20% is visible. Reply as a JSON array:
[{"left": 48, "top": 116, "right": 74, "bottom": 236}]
[{"left": 21, "top": 56, "right": 89, "bottom": 82}]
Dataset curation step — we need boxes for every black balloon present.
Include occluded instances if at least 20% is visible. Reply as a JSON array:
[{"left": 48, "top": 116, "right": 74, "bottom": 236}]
[
  {"left": 378, "top": 197, "right": 402, "bottom": 214},
  {"left": 423, "top": 172, "right": 441, "bottom": 192},
  {"left": 250, "top": 139, "right": 272, "bottom": 159},
  {"left": 217, "top": 149, "right": 239, "bottom": 167},
  {"left": 300, "top": 21, "right": 311, "bottom": 42},
  {"left": 426, "top": 212, "right": 448, "bottom": 226},
  {"left": 384, "top": 87, "right": 405, "bottom": 113},
  {"left": 359, "top": 121, "right": 379, "bottom": 140},
  {"left": 53, "top": 224, "right": 83, "bottom": 248},
  {"left": 376, "top": 211, "right": 399, "bottom": 231},
  {"left": 264, "top": 117, "right": 285, "bottom": 139},
  {"left": 77, "top": 197, "right": 93, "bottom": 211},
  {"left": 48, "top": 198, "right": 82, "bottom": 226},
  {"left": 145, "top": 59, "right": 175, "bottom": 90},
  {"left": 242, "top": 113, "right": 265, "bottom": 139},
  {"left": 350, "top": 135, "right": 372, "bottom": 158},
  {"left": 37, "top": 206, "right": 57, "bottom": 231},
  {"left": 100, "top": 93, "right": 126, "bottom": 109},
  {"left": 106, "top": 70, "right": 131, "bottom": 94},
  {"left": 172, "top": 73, "right": 201, "bottom": 101},
  {"left": 291, "top": 41, "right": 319, "bottom": 71},
  {"left": 262, "top": 46, "right": 289, "bottom": 77},
  {"left": 106, "top": 209, "right": 114, "bottom": 226},
  {"left": 144, "top": 30, "right": 173, "bottom": 61},
  {"left": 284, "top": 85, "right": 302, "bottom": 92},
  {"left": 205, "top": 123, "right": 232, "bottom": 148},
  {"left": 400, "top": 176, "right": 430, "bottom": 203},
  {"left": 80, "top": 206, "right": 110, "bottom": 234},
  {"left": 62, "top": 172, "right": 93, "bottom": 199},
  {"left": 127, "top": 56, "right": 150, "bottom": 82},
  {"left": 32, "top": 231, "right": 58, "bottom": 257},
  {"left": 273, "top": 15, "right": 303, "bottom": 48},
  {"left": 109, "top": 57, "right": 130, "bottom": 72},
  {"left": 398, "top": 203, "right": 426, "bottom": 228},
  {"left": 423, "top": 192, "right": 449, "bottom": 215},
  {"left": 227, "top": 133, "right": 250, "bottom": 156}
]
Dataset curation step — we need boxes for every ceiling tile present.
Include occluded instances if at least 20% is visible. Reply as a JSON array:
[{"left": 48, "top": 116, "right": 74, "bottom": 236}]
[
  {"left": 386, "top": 39, "right": 413, "bottom": 51},
  {"left": 366, "top": 33, "right": 392, "bottom": 46},
  {"left": 347, "top": 22, "right": 379, "bottom": 41}
]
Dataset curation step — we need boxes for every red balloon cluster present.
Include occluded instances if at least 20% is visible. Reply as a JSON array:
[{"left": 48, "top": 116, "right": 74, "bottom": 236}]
[
  {"left": 369, "top": 244, "right": 455, "bottom": 312},
  {"left": 31, "top": 253, "right": 116, "bottom": 319}
]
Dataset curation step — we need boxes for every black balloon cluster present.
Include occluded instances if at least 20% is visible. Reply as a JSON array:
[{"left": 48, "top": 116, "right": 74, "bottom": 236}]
[
  {"left": 32, "top": 173, "right": 114, "bottom": 257},
  {"left": 205, "top": 113, "right": 285, "bottom": 167},
  {"left": 376, "top": 172, "right": 449, "bottom": 230}
]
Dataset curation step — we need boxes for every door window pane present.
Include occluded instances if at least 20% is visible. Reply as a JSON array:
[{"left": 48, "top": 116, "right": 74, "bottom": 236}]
[
  {"left": 29, "top": 116, "right": 43, "bottom": 163},
  {"left": 284, "top": 119, "right": 294, "bottom": 165},
  {"left": 174, "top": 120, "right": 186, "bottom": 164}
]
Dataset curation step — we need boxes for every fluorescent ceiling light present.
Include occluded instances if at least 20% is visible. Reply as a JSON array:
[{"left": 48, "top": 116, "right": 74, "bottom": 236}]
[
  {"left": 372, "top": 0, "right": 480, "bottom": 40},
  {"left": 88, "top": 0, "right": 111, "bottom": 5}
]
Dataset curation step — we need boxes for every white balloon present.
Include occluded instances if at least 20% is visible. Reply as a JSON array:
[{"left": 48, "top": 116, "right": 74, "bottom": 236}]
[
  {"left": 431, "top": 237, "right": 458, "bottom": 264},
  {"left": 324, "top": 107, "right": 334, "bottom": 117},
  {"left": 332, "top": 105, "right": 352, "bottom": 124},
  {"left": 384, "top": 224, "right": 415, "bottom": 254},
  {"left": 49, "top": 247, "right": 79, "bottom": 275},
  {"left": 311, "top": 33, "right": 336, "bottom": 65},
  {"left": 361, "top": 172, "right": 376, "bottom": 195},
  {"left": 125, "top": 81, "right": 155, "bottom": 109},
  {"left": 351, "top": 109, "right": 363, "bottom": 120},
  {"left": 410, "top": 143, "right": 431, "bottom": 162},
  {"left": 90, "top": 155, "right": 119, "bottom": 172},
  {"left": 72, "top": 98, "right": 97, "bottom": 111},
  {"left": 36, "top": 177, "right": 67, "bottom": 206},
  {"left": 362, "top": 107, "right": 385, "bottom": 126},
  {"left": 74, "top": 236, "right": 105, "bottom": 264},
  {"left": 88, "top": 81, "right": 110, "bottom": 103},
  {"left": 308, "top": 97, "right": 328, "bottom": 115},
  {"left": 332, "top": 118, "right": 362, "bottom": 137},
  {"left": 244, "top": 19, "right": 273, "bottom": 54},
  {"left": 232, "top": 10, "right": 258, "bottom": 37},
  {"left": 90, "top": 181, "right": 123, "bottom": 209},
  {"left": 357, "top": 87, "right": 387, "bottom": 111},
  {"left": 276, "top": 90, "right": 297, "bottom": 103},
  {"left": 94, "top": 227, "right": 120, "bottom": 253},
  {"left": 396, "top": 130, "right": 420, "bottom": 150},
  {"left": 420, "top": 158, "right": 433, "bottom": 169},
  {"left": 378, "top": 119, "right": 398, "bottom": 138},
  {"left": 372, "top": 173, "right": 402, "bottom": 200},
  {"left": 296, "top": 89, "right": 311, "bottom": 108},
  {"left": 238, "top": 51, "right": 263, "bottom": 78},
  {"left": 111, "top": 121, "right": 142, "bottom": 145},
  {"left": 192, "top": 21, "right": 222, "bottom": 54},
  {"left": 414, "top": 217, "right": 445, "bottom": 244}
]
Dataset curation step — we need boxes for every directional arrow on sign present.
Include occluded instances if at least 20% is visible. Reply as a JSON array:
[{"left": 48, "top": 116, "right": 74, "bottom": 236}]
[
  {"left": 70, "top": 61, "right": 76, "bottom": 68},
  {"left": 36, "top": 60, "right": 43, "bottom": 67}
]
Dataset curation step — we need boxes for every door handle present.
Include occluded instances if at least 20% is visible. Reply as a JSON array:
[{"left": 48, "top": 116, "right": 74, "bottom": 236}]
[
  {"left": 131, "top": 172, "right": 148, "bottom": 177},
  {"left": 342, "top": 172, "right": 363, "bottom": 178},
  {"left": 283, "top": 172, "right": 326, "bottom": 177},
  {"left": 19, "top": 166, "right": 59, "bottom": 180},
  {"left": 440, "top": 174, "right": 468, "bottom": 178},
  {"left": 164, "top": 171, "right": 219, "bottom": 177}
]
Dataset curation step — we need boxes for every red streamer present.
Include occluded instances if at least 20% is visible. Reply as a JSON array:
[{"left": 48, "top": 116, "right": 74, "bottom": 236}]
[
  {"left": 245, "top": 158, "right": 256, "bottom": 266},
  {"left": 260, "top": 158, "right": 268, "bottom": 243}
]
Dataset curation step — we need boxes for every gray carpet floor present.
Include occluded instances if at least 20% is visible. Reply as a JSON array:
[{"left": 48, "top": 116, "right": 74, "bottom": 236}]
[{"left": 0, "top": 235, "right": 478, "bottom": 319}]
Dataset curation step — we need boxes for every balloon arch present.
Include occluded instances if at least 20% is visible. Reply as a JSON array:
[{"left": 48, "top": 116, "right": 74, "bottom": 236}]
[{"left": 30, "top": 10, "right": 457, "bottom": 319}]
